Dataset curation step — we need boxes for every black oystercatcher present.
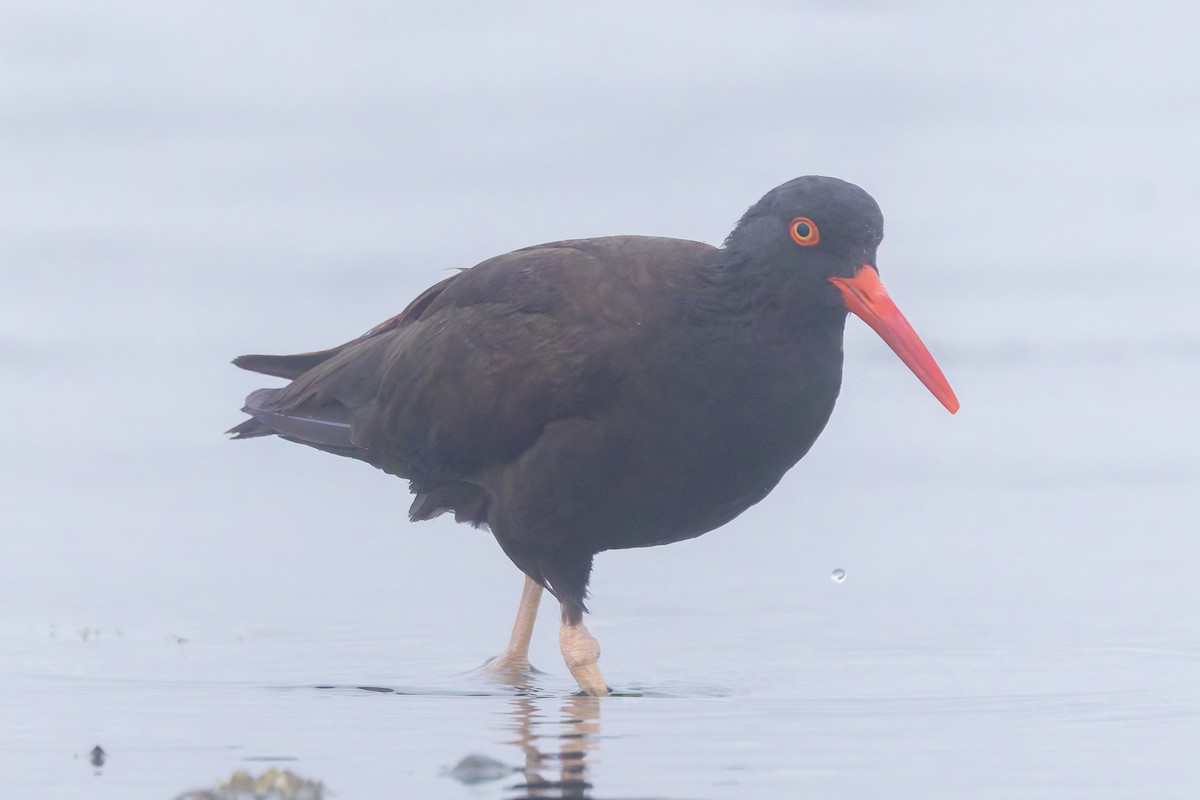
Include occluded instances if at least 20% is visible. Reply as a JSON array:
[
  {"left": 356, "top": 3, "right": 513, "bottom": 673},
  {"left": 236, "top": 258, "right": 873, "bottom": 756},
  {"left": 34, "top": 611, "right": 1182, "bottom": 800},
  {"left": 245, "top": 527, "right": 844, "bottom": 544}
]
[{"left": 229, "top": 176, "right": 958, "bottom": 695}]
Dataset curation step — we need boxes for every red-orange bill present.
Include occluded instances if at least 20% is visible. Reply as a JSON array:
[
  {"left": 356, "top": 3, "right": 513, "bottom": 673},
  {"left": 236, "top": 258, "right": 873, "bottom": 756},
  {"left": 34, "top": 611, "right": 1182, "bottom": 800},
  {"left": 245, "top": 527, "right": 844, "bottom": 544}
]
[{"left": 828, "top": 266, "right": 959, "bottom": 414}]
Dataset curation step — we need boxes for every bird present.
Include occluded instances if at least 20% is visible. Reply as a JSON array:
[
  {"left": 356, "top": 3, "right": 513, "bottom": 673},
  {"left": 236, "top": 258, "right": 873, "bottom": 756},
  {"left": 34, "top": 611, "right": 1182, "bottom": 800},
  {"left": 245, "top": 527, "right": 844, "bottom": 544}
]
[{"left": 228, "top": 175, "right": 958, "bottom": 695}]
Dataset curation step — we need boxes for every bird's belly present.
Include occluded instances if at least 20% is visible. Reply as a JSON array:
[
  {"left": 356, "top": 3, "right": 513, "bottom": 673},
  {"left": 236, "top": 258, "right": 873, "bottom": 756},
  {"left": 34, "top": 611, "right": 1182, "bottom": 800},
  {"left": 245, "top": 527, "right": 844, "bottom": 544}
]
[{"left": 484, "top": 395, "right": 834, "bottom": 555}]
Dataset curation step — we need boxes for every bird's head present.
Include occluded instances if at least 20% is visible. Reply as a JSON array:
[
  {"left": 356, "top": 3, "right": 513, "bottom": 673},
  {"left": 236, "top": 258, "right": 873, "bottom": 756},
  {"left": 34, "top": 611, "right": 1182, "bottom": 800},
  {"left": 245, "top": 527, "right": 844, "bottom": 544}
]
[{"left": 724, "top": 175, "right": 959, "bottom": 414}]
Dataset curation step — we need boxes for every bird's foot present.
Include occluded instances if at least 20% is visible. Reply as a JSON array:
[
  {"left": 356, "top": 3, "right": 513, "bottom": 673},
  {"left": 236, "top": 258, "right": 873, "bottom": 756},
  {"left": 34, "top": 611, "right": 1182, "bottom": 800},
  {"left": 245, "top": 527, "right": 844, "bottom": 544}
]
[
  {"left": 559, "top": 620, "right": 610, "bottom": 696},
  {"left": 472, "top": 650, "right": 542, "bottom": 687}
]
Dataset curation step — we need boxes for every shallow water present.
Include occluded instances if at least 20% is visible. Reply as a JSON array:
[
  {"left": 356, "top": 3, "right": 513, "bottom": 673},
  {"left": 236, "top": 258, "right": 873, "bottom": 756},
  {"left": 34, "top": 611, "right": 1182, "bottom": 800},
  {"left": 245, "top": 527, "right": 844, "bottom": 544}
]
[{"left": 4, "top": 2, "right": 1200, "bottom": 798}]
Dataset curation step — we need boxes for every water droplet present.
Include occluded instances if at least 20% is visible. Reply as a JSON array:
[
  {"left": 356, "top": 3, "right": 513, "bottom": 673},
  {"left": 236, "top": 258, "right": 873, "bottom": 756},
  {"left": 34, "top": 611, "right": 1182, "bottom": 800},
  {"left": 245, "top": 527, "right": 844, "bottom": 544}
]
[{"left": 830, "top": 568, "right": 846, "bottom": 583}]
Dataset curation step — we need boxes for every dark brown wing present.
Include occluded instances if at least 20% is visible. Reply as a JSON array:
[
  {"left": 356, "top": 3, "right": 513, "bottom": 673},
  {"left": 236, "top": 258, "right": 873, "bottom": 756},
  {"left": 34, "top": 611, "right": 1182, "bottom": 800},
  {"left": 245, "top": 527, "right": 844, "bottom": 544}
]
[{"left": 230, "top": 236, "right": 717, "bottom": 518}]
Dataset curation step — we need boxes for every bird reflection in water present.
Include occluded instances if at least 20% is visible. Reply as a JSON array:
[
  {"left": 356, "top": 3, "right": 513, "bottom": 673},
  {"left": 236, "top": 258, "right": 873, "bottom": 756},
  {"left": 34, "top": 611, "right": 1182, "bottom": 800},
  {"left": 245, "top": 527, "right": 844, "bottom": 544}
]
[{"left": 504, "top": 694, "right": 600, "bottom": 799}]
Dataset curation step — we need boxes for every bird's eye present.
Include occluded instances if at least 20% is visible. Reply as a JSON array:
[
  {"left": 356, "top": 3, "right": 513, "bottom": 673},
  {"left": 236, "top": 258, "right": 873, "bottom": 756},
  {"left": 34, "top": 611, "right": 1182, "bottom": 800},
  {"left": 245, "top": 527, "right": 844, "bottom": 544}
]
[{"left": 789, "top": 217, "right": 820, "bottom": 246}]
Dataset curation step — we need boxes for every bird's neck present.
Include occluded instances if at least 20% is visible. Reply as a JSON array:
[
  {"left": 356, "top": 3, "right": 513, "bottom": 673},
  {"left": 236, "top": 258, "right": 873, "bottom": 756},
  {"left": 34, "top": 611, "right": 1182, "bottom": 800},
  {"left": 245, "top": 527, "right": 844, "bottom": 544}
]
[
  {"left": 692, "top": 250, "right": 850, "bottom": 345},
  {"left": 681, "top": 250, "right": 850, "bottom": 447}
]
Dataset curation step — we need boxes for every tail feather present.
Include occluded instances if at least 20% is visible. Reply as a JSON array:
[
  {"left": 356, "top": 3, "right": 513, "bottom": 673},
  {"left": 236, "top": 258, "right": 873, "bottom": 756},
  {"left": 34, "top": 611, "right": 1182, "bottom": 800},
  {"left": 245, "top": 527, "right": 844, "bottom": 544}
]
[
  {"left": 226, "top": 417, "right": 274, "bottom": 439},
  {"left": 228, "top": 271, "right": 464, "bottom": 459},
  {"left": 232, "top": 351, "right": 338, "bottom": 380},
  {"left": 227, "top": 387, "right": 363, "bottom": 458}
]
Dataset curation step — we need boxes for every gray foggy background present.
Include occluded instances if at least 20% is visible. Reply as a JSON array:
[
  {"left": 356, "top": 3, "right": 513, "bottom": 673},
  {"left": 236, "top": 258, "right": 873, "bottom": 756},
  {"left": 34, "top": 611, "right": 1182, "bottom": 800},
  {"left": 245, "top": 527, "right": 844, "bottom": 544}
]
[{"left": 2, "top": 1, "right": 1198, "bottom": 798}]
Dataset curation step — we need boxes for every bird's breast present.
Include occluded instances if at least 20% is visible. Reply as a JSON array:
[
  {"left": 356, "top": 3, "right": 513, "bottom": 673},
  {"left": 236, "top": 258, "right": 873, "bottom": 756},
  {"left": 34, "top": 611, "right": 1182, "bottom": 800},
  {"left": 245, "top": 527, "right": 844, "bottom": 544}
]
[{"left": 535, "top": 334, "right": 845, "bottom": 551}]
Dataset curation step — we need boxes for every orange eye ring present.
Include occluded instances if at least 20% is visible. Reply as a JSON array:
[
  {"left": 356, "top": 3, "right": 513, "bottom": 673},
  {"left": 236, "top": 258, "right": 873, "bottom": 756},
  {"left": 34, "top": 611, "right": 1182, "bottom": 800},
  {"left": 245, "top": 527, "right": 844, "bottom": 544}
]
[{"left": 789, "top": 217, "right": 820, "bottom": 246}]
